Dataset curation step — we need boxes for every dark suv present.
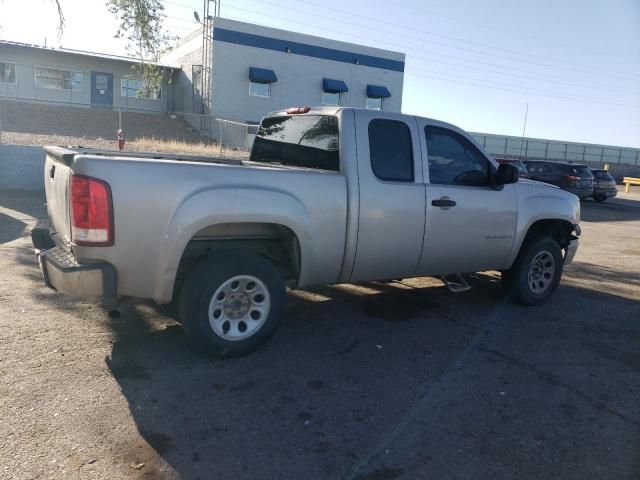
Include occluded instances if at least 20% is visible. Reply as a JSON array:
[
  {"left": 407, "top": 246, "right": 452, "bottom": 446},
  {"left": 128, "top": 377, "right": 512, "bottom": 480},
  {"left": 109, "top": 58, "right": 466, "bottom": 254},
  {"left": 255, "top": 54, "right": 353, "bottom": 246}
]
[
  {"left": 590, "top": 169, "right": 618, "bottom": 202},
  {"left": 525, "top": 160, "right": 594, "bottom": 199}
]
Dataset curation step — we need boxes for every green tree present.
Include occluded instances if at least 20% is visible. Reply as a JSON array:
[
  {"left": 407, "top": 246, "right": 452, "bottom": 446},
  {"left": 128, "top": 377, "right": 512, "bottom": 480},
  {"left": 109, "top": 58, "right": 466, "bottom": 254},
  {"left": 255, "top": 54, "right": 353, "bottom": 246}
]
[{"left": 106, "top": 0, "right": 172, "bottom": 91}]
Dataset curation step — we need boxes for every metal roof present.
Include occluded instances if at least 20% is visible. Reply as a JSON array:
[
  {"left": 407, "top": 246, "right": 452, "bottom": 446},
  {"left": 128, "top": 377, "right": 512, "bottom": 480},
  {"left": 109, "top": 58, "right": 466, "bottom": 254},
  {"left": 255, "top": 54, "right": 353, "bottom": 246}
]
[{"left": 0, "top": 39, "right": 180, "bottom": 70}]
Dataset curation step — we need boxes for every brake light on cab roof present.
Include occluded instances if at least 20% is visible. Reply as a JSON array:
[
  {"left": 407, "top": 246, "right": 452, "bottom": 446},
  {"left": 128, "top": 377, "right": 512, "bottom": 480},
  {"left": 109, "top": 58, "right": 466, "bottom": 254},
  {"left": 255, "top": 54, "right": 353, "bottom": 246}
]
[{"left": 286, "top": 107, "right": 311, "bottom": 114}]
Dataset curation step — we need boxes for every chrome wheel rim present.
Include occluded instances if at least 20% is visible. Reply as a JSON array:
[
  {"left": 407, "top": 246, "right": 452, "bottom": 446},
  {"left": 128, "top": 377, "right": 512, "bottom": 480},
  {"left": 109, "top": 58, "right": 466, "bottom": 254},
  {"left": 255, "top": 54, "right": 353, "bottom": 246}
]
[
  {"left": 208, "top": 275, "right": 271, "bottom": 341},
  {"left": 527, "top": 250, "right": 556, "bottom": 295}
]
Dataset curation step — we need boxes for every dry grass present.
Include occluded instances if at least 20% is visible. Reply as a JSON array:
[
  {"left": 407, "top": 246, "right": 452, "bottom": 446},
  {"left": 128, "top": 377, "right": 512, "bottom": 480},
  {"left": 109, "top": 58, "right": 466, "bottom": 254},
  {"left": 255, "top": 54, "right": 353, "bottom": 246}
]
[
  {"left": 0, "top": 133, "right": 250, "bottom": 159},
  {"left": 126, "top": 136, "right": 248, "bottom": 158}
]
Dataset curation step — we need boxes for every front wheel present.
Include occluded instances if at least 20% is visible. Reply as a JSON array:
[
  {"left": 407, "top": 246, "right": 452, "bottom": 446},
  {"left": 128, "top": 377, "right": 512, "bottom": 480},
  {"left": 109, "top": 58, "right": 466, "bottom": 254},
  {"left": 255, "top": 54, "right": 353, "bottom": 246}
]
[
  {"left": 178, "top": 251, "right": 286, "bottom": 357},
  {"left": 502, "top": 235, "right": 563, "bottom": 305}
]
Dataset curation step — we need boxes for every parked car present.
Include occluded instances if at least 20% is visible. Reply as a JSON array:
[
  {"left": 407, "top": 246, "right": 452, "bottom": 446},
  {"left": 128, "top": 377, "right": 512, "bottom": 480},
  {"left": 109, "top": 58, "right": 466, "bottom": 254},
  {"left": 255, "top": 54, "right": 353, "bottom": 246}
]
[
  {"left": 525, "top": 160, "right": 594, "bottom": 200},
  {"left": 590, "top": 169, "right": 618, "bottom": 202},
  {"left": 32, "top": 107, "right": 581, "bottom": 357},
  {"left": 496, "top": 158, "right": 529, "bottom": 179}
]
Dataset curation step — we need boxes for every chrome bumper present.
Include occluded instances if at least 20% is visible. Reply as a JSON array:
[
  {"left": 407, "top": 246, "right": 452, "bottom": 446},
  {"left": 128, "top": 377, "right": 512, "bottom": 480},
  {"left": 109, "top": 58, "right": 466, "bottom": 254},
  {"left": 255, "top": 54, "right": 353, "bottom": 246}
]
[
  {"left": 32, "top": 223, "right": 117, "bottom": 298},
  {"left": 564, "top": 238, "right": 579, "bottom": 265}
]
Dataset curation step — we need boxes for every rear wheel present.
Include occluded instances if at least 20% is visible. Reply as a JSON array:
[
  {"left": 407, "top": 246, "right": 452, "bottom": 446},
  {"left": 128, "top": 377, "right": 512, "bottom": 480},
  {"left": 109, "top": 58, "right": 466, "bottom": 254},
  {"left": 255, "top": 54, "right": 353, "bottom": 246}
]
[
  {"left": 502, "top": 235, "right": 563, "bottom": 305},
  {"left": 593, "top": 195, "right": 607, "bottom": 202},
  {"left": 178, "top": 251, "right": 286, "bottom": 357}
]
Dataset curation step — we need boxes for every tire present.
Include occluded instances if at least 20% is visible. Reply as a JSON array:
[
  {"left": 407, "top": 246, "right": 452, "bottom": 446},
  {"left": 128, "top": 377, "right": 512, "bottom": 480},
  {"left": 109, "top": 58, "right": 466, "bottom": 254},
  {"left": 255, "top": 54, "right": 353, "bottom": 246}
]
[
  {"left": 178, "top": 250, "right": 286, "bottom": 357},
  {"left": 593, "top": 195, "right": 606, "bottom": 202},
  {"left": 502, "top": 235, "right": 563, "bottom": 306}
]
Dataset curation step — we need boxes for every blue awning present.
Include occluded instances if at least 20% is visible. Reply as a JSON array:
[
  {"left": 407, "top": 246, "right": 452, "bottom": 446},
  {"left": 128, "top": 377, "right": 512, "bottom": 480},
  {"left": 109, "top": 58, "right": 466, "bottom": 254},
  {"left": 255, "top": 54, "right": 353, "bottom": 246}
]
[
  {"left": 323, "top": 78, "right": 349, "bottom": 93},
  {"left": 366, "top": 84, "right": 391, "bottom": 98},
  {"left": 249, "top": 67, "right": 278, "bottom": 83}
]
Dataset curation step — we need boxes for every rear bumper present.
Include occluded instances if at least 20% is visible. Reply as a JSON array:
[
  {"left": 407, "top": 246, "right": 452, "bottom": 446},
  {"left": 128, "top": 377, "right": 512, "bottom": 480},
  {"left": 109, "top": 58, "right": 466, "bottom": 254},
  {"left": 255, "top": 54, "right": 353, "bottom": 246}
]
[
  {"left": 566, "top": 187, "right": 594, "bottom": 199},
  {"left": 32, "top": 224, "right": 117, "bottom": 298},
  {"left": 593, "top": 188, "right": 617, "bottom": 198}
]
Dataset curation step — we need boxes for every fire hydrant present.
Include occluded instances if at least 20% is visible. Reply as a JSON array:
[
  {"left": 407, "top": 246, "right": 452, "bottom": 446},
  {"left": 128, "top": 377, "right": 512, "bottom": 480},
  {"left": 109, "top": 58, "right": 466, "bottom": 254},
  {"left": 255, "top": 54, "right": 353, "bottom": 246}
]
[{"left": 117, "top": 129, "right": 126, "bottom": 151}]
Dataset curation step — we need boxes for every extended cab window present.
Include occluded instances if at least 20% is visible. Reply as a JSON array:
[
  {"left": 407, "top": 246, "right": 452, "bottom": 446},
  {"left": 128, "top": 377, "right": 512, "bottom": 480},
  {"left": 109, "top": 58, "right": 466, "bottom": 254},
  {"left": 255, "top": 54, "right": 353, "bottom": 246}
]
[
  {"left": 250, "top": 115, "right": 339, "bottom": 171},
  {"left": 425, "top": 126, "right": 490, "bottom": 185},
  {"left": 368, "top": 119, "right": 414, "bottom": 182}
]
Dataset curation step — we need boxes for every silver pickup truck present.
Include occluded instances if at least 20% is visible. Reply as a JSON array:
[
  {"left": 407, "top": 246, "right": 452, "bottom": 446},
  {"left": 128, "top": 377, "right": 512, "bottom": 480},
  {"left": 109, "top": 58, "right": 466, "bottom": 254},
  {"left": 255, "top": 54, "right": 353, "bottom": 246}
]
[{"left": 32, "top": 106, "right": 580, "bottom": 356}]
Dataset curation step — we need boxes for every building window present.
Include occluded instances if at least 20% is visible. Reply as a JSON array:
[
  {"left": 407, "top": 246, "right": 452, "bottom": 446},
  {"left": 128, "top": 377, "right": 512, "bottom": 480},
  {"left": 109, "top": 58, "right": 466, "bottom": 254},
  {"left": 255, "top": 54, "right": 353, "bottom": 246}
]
[
  {"left": 248, "top": 67, "right": 277, "bottom": 98},
  {"left": 366, "top": 97, "right": 383, "bottom": 110},
  {"left": 249, "top": 81, "right": 270, "bottom": 97},
  {"left": 322, "top": 78, "right": 348, "bottom": 106},
  {"left": 0, "top": 62, "right": 16, "bottom": 84},
  {"left": 121, "top": 77, "right": 161, "bottom": 100},
  {"left": 35, "top": 66, "right": 83, "bottom": 91},
  {"left": 365, "top": 85, "right": 391, "bottom": 111},
  {"left": 322, "top": 91, "right": 341, "bottom": 106}
]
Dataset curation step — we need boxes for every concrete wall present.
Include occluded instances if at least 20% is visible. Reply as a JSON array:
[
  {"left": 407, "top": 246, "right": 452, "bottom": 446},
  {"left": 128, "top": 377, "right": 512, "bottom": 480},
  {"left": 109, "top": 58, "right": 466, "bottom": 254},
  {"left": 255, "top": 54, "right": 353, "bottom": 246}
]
[
  {"left": 471, "top": 132, "right": 640, "bottom": 167},
  {"left": 163, "top": 29, "right": 204, "bottom": 114},
  {"left": 210, "top": 18, "right": 404, "bottom": 122},
  {"left": 0, "top": 144, "right": 45, "bottom": 191},
  {"left": 164, "top": 18, "right": 405, "bottom": 123},
  {"left": 0, "top": 43, "right": 175, "bottom": 113}
]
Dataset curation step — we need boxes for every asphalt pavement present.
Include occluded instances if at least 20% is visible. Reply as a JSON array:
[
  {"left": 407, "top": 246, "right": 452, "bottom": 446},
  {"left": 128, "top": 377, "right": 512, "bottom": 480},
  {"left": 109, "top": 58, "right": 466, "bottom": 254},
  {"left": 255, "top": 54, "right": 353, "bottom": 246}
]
[{"left": 1, "top": 188, "right": 639, "bottom": 480}]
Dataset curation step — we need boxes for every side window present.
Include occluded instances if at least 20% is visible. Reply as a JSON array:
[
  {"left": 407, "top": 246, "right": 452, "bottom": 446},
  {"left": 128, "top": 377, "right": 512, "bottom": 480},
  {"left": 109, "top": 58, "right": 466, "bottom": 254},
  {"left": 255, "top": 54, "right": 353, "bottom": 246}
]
[
  {"left": 425, "top": 126, "right": 490, "bottom": 186},
  {"left": 368, "top": 119, "right": 414, "bottom": 182}
]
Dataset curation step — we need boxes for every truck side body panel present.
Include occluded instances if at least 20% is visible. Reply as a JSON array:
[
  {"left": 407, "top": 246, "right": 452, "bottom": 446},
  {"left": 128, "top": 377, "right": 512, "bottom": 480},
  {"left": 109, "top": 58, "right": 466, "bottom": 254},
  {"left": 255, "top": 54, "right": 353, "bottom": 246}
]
[{"left": 69, "top": 155, "right": 348, "bottom": 303}]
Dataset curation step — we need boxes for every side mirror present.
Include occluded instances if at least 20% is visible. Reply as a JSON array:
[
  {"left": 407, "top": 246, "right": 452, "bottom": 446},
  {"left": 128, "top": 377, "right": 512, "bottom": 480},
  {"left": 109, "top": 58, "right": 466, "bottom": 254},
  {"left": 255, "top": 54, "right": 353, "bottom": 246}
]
[{"left": 495, "top": 163, "right": 519, "bottom": 185}]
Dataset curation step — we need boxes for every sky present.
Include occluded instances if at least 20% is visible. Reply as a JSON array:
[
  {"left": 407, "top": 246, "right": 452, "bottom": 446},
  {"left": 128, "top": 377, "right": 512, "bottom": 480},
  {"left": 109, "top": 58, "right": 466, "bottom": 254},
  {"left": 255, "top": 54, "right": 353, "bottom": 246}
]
[{"left": 1, "top": 0, "right": 639, "bottom": 147}]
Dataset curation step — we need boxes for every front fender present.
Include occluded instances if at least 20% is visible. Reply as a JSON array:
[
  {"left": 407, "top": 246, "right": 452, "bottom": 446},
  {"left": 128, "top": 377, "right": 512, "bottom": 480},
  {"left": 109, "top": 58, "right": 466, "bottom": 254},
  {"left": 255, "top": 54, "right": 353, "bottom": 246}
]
[
  {"left": 507, "top": 187, "right": 580, "bottom": 267},
  {"left": 153, "top": 185, "right": 312, "bottom": 303}
]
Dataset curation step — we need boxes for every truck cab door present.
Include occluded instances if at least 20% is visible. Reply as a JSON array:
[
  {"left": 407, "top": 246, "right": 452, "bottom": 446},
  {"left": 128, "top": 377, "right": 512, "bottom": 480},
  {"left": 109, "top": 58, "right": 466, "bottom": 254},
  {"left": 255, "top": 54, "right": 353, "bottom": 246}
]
[
  {"left": 349, "top": 112, "right": 426, "bottom": 282},
  {"left": 416, "top": 120, "right": 518, "bottom": 275}
]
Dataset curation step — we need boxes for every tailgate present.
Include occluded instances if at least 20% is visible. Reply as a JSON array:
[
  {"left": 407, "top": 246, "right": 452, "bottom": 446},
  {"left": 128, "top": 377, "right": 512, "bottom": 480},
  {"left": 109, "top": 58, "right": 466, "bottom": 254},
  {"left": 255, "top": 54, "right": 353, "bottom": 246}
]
[{"left": 43, "top": 147, "right": 75, "bottom": 250}]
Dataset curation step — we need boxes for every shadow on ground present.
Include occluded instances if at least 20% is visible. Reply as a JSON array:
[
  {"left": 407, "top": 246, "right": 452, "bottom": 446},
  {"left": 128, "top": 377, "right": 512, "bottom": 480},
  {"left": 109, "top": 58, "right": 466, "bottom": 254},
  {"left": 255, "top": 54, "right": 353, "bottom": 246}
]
[
  {"left": 580, "top": 196, "right": 640, "bottom": 222},
  {"left": 0, "top": 212, "right": 26, "bottom": 244},
  {"left": 0, "top": 189, "right": 46, "bottom": 218},
  {"left": 97, "top": 274, "right": 640, "bottom": 480}
]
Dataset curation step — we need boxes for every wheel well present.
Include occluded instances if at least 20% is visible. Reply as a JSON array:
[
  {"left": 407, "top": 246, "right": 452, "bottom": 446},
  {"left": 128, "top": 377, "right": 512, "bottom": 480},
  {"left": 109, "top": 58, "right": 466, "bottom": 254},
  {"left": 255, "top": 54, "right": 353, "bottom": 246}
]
[
  {"left": 173, "top": 223, "right": 301, "bottom": 300},
  {"left": 524, "top": 219, "right": 573, "bottom": 249}
]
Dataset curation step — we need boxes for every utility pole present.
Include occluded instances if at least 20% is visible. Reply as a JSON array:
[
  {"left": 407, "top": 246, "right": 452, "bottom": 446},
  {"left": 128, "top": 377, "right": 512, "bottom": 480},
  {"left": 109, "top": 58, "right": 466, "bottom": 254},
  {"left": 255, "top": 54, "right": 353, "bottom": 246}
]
[
  {"left": 195, "top": 0, "right": 219, "bottom": 115},
  {"left": 518, "top": 102, "right": 529, "bottom": 160}
]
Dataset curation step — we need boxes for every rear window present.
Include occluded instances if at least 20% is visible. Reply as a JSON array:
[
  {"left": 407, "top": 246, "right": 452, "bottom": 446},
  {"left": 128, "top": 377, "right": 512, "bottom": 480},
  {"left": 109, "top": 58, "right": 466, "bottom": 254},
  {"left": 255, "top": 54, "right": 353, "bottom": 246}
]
[
  {"left": 593, "top": 171, "right": 614, "bottom": 181},
  {"left": 526, "top": 162, "right": 550, "bottom": 174},
  {"left": 250, "top": 115, "right": 339, "bottom": 171},
  {"left": 571, "top": 166, "right": 593, "bottom": 178}
]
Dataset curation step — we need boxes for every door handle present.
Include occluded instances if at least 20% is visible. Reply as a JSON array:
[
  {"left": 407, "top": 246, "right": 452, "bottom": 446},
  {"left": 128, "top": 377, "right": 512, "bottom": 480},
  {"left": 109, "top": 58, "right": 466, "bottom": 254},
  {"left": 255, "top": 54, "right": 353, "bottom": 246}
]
[{"left": 432, "top": 197, "right": 456, "bottom": 208}]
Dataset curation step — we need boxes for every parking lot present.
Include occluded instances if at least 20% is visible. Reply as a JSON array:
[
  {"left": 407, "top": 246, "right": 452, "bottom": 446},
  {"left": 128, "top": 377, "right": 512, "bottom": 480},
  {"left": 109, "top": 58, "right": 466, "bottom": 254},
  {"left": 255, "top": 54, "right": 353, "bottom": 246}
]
[{"left": 1, "top": 188, "right": 639, "bottom": 480}]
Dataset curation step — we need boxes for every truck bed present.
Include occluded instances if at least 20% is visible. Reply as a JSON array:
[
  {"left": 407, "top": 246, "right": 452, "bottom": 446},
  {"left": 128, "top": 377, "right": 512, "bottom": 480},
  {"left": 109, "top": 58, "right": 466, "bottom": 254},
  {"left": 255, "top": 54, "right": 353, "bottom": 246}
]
[{"left": 42, "top": 145, "right": 348, "bottom": 302}]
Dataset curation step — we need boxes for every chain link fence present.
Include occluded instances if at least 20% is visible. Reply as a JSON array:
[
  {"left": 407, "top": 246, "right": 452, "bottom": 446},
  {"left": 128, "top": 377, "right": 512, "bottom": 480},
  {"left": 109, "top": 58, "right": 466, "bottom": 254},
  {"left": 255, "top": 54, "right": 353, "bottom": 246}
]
[
  {"left": 0, "top": 94, "right": 253, "bottom": 159},
  {"left": 2, "top": 91, "right": 639, "bottom": 177}
]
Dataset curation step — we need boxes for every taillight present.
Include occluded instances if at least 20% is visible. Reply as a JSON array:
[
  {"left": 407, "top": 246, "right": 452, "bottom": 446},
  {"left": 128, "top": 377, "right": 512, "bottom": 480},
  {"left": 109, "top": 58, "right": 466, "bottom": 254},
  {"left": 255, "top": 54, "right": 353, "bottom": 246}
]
[
  {"left": 565, "top": 175, "right": 579, "bottom": 182},
  {"left": 70, "top": 174, "right": 114, "bottom": 246},
  {"left": 286, "top": 107, "right": 311, "bottom": 114}
]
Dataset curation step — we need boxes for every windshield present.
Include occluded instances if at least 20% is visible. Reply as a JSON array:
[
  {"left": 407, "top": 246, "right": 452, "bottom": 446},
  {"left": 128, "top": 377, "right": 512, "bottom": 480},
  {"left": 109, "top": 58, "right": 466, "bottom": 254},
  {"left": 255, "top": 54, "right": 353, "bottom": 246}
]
[{"left": 250, "top": 115, "right": 340, "bottom": 171}]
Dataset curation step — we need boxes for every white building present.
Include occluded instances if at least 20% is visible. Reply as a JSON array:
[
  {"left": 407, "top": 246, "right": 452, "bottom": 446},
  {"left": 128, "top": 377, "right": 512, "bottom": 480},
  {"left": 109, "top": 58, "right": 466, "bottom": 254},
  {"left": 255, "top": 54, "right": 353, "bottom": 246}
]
[{"left": 164, "top": 17, "right": 405, "bottom": 123}]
